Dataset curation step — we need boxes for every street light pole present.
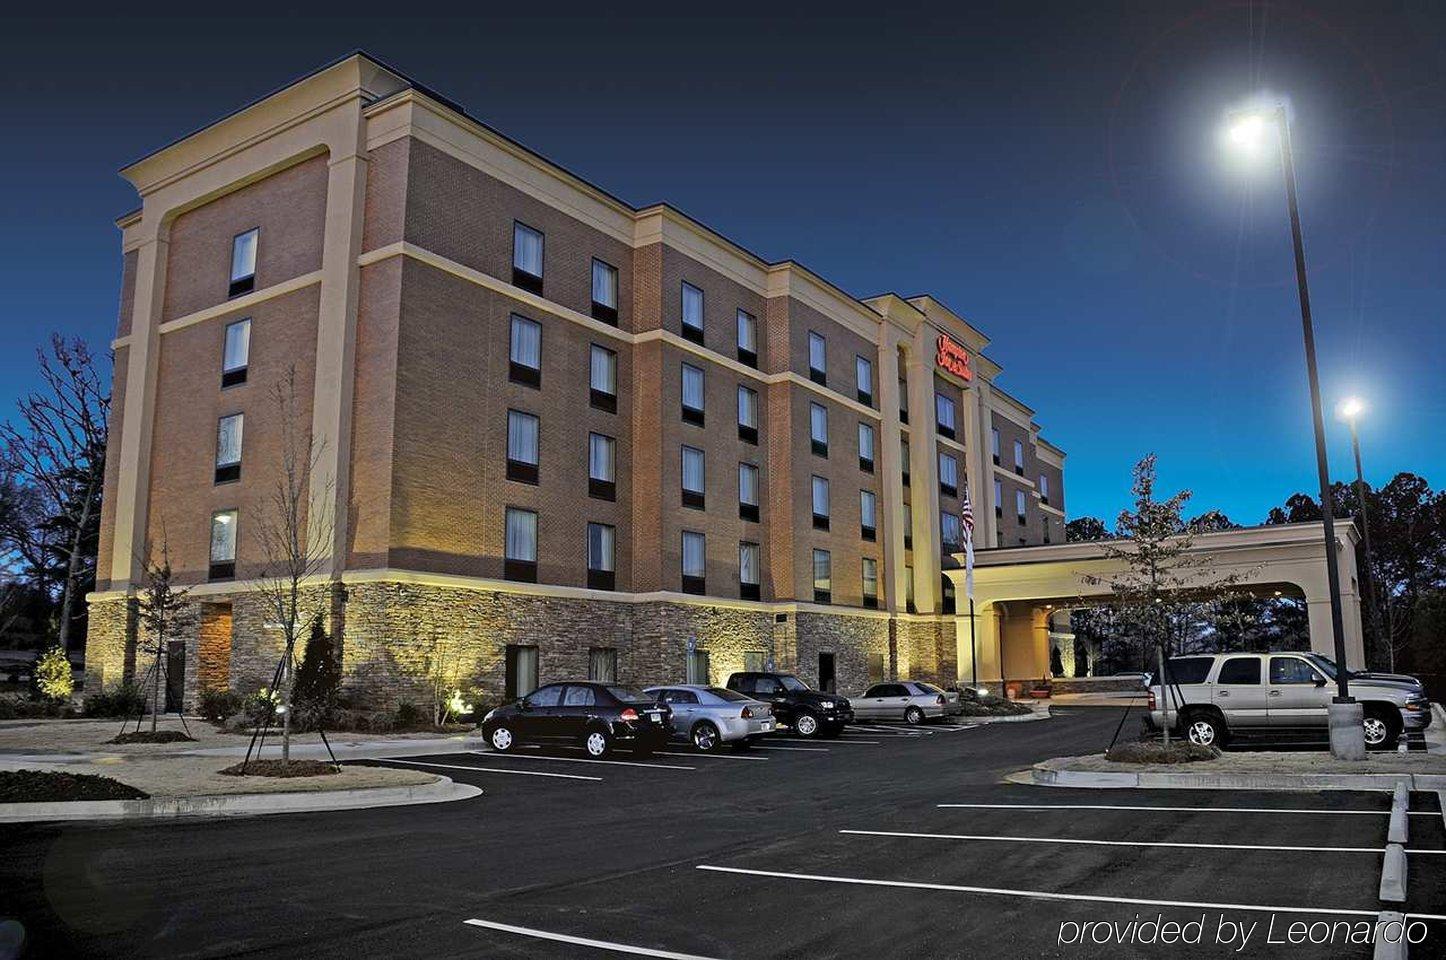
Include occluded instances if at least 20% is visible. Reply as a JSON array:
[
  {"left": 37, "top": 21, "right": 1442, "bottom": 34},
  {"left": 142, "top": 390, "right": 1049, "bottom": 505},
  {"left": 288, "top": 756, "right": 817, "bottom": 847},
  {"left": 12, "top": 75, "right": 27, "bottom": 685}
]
[
  {"left": 1344, "top": 410, "right": 1386, "bottom": 668},
  {"left": 1268, "top": 105, "right": 1365, "bottom": 759}
]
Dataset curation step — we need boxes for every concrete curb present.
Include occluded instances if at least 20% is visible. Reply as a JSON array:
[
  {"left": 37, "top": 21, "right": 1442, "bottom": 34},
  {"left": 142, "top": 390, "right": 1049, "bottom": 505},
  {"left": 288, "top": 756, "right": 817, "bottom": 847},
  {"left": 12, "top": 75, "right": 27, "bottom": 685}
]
[
  {"left": 0, "top": 774, "right": 481, "bottom": 823},
  {"left": 0, "top": 734, "right": 487, "bottom": 767},
  {"left": 1028, "top": 764, "right": 1446, "bottom": 793},
  {"left": 1388, "top": 784, "right": 1409, "bottom": 844},
  {"left": 960, "top": 706, "right": 1050, "bottom": 726},
  {"left": 1374, "top": 913, "right": 1408, "bottom": 960},
  {"left": 1379, "top": 843, "right": 1406, "bottom": 903}
]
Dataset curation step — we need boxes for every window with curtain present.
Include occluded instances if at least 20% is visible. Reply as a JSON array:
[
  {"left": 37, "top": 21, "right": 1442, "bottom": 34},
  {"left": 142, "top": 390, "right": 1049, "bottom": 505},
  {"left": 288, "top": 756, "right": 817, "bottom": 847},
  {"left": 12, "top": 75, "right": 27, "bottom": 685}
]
[
  {"left": 1014, "top": 439, "right": 1025, "bottom": 470},
  {"left": 811, "top": 475, "right": 830, "bottom": 522},
  {"left": 222, "top": 318, "right": 251, "bottom": 377},
  {"left": 899, "top": 378, "right": 909, "bottom": 419},
  {"left": 900, "top": 438, "right": 911, "bottom": 477},
  {"left": 682, "top": 446, "right": 705, "bottom": 509},
  {"left": 809, "top": 403, "right": 828, "bottom": 452},
  {"left": 682, "top": 363, "right": 705, "bottom": 419},
  {"left": 739, "top": 541, "right": 760, "bottom": 586},
  {"left": 861, "top": 558, "right": 878, "bottom": 605},
  {"left": 1016, "top": 489, "right": 1028, "bottom": 522},
  {"left": 738, "top": 462, "right": 759, "bottom": 522},
  {"left": 856, "top": 356, "right": 873, "bottom": 402},
  {"left": 905, "top": 565, "right": 915, "bottom": 609},
  {"left": 591, "top": 259, "right": 617, "bottom": 308},
  {"left": 510, "top": 314, "right": 541, "bottom": 376},
  {"left": 587, "top": 523, "right": 615, "bottom": 572},
  {"left": 808, "top": 331, "right": 827, "bottom": 378},
  {"left": 682, "top": 531, "right": 706, "bottom": 578},
  {"left": 505, "top": 508, "right": 537, "bottom": 562},
  {"left": 941, "top": 511, "right": 962, "bottom": 550},
  {"left": 588, "top": 647, "right": 618, "bottom": 683},
  {"left": 935, "top": 394, "right": 956, "bottom": 436},
  {"left": 737, "top": 385, "right": 758, "bottom": 432},
  {"left": 858, "top": 422, "right": 875, "bottom": 468},
  {"left": 860, "top": 490, "right": 877, "bottom": 532},
  {"left": 903, "top": 502, "right": 914, "bottom": 548},
  {"left": 589, "top": 344, "right": 617, "bottom": 396},
  {"left": 513, "top": 222, "right": 544, "bottom": 278},
  {"left": 994, "top": 478, "right": 1004, "bottom": 516},
  {"left": 812, "top": 549, "right": 832, "bottom": 601},
  {"left": 229, "top": 228, "right": 258, "bottom": 295},
  {"left": 210, "top": 510, "right": 238, "bottom": 563},
  {"left": 939, "top": 453, "right": 958, "bottom": 493},
  {"left": 736, "top": 309, "right": 757, "bottom": 361},
  {"left": 1040, "top": 473, "right": 1050, "bottom": 502},
  {"left": 215, "top": 414, "right": 243, "bottom": 467},
  {"left": 507, "top": 410, "right": 539, "bottom": 465},
  {"left": 682, "top": 282, "right": 704, "bottom": 337},
  {"left": 991, "top": 427, "right": 1001, "bottom": 463},
  {"left": 588, "top": 433, "right": 615, "bottom": 482}
]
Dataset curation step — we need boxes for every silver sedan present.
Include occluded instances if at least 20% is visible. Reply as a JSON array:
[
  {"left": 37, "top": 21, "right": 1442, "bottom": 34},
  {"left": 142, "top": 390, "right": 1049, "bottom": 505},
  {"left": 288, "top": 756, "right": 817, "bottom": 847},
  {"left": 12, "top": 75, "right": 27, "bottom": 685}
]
[
  {"left": 852, "top": 681, "right": 951, "bottom": 724},
  {"left": 643, "top": 685, "right": 775, "bottom": 752}
]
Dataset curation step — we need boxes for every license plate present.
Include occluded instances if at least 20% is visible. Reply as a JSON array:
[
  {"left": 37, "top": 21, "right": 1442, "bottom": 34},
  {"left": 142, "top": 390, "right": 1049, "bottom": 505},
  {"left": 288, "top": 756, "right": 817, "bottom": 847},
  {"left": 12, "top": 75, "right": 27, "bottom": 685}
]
[{"left": 649, "top": 714, "right": 661, "bottom": 723}]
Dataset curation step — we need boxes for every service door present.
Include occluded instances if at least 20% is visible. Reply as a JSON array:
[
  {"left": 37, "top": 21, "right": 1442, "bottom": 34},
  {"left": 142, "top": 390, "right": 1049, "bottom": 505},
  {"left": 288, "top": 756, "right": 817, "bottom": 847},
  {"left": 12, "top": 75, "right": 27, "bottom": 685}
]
[
  {"left": 819, "top": 653, "right": 837, "bottom": 693},
  {"left": 164, "top": 641, "right": 186, "bottom": 713}
]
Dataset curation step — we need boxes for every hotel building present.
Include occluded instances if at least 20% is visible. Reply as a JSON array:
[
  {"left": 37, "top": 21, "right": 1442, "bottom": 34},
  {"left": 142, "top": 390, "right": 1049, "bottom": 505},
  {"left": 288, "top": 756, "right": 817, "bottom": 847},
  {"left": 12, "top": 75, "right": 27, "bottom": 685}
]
[{"left": 85, "top": 54, "right": 1068, "bottom": 709}]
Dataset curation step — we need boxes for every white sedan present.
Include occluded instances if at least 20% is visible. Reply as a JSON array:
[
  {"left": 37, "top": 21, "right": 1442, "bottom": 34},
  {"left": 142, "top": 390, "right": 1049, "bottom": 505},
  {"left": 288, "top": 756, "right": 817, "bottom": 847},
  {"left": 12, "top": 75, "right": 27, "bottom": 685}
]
[{"left": 852, "top": 681, "right": 951, "bottom": 724}]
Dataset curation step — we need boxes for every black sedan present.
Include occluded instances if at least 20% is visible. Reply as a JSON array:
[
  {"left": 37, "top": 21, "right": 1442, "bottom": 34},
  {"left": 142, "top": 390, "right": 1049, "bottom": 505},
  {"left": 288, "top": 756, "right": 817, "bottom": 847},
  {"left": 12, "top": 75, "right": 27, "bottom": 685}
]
[{"left": 481, "top": 682, "right": 673, "bottom": 758}]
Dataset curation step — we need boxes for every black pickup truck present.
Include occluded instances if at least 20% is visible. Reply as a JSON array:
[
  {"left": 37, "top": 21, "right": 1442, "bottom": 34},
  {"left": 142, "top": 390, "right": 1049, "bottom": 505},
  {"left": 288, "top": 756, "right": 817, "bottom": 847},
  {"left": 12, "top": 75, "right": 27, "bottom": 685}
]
[{"left": 724, "top": 672, "right": 853, "bottom": 738}]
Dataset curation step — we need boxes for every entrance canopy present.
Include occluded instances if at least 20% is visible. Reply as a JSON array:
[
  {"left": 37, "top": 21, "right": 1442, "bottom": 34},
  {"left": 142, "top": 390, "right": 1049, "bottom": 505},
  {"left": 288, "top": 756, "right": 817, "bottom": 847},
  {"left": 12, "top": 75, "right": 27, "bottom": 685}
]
[{"left": 944, "top": 520, "right": 1365, "bottom": 686}]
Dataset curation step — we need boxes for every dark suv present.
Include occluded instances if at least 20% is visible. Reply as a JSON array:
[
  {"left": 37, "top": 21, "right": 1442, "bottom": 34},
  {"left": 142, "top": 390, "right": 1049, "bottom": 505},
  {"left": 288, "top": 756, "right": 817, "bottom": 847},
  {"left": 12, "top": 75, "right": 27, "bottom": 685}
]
[
  {"left": 725, "top": 672, "right": 853, "bottom": 738},
  {"left": 481, "top": 682, "right": 672, "bottom": 758}
]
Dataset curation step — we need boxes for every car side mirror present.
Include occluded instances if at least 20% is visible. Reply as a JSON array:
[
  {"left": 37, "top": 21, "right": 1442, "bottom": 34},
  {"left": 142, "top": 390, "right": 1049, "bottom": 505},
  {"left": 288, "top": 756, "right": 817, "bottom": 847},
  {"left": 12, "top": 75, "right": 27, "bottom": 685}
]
[
  {"left": 518, "top": 699, "right": 532, "bottom": 711},
  {"left": 1314, "top": 677, "right": 1327, "bottom": 688}
]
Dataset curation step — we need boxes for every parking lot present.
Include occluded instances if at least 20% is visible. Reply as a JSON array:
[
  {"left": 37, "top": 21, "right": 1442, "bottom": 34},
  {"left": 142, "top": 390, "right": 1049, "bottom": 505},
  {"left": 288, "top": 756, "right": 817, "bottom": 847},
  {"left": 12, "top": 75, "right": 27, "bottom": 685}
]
[{"left": 3, "top": 706, "right": 1443, "bottom": 959}]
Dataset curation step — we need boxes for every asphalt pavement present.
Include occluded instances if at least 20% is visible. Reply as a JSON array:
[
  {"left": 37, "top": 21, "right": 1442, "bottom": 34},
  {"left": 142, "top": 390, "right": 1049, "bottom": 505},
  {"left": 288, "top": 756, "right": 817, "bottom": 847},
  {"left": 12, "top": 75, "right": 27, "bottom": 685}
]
[{"left": 1, "top": 706, "right": 1441, "bottom": 959}]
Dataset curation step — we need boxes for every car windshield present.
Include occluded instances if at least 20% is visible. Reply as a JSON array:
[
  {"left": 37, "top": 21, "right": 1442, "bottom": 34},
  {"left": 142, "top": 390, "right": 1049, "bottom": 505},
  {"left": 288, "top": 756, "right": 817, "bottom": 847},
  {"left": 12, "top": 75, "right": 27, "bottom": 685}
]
[
  {"left": 1305, "top": 654, "right": 1339, "bottom": 680},
  {"left": 606, "top": 686, "right": 647, "bottom": 702},
  {"left": 778, "top": 675, "right": 810, "bottom": 691},
  {"left": 708, "top": 687, "right": 751, "bottom": 702}
]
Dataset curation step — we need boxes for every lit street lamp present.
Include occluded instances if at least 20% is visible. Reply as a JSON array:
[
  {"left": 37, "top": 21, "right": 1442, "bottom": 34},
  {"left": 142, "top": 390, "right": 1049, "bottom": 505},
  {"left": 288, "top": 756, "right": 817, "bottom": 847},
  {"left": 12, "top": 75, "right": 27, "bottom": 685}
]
[
  {"left": 1338, "top": 397, "right": 1386, "bottom": 667},
  {"left": 1226, "top": 104, "right": 1364, "bottom": 759}
]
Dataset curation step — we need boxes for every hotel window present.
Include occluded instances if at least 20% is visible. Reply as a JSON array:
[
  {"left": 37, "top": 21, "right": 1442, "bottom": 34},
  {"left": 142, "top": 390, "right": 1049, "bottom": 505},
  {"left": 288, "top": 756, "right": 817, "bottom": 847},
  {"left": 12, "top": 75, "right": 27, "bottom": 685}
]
[
  {"left": 588, "top": 433, "right": 616, "bottom": 501},
  {"left": 856, "top": 356, "right": 874, "bottom": 405},
  {"left": 941, "top": 511, "right": 962, "bottom": 552},
  {"left": 681, "top": 445, "right": 706, "bottom": 510},
  {"left": 505, "top": 645, "right": 539, "bottom": 700},
  {"left": 737, "top": 309, "right": 758, "bottom": 366},
  {"left": 739, "top": 541, "right": 761, "bottom": 600},
  {"left": 738, "top": 462, "right": 760, "bottom": 523},
  {"left": 900, "top": 438, "right": 910, "bottom": 485},
  {"left": 938, "top": 453, "right": 958, "bottom": 498},
  {"left": 935, "top": 393, "right": 956, "bottom": 439},
  {"left": 214, "top": 414, "right": 243, "bottom": 484},
  {"left": 512, "top": 221, "right": 544, "bottom": 294},
  {"left": 589, "top": 647, "right": 618, "bottom": 682},
  {"left": 209, "top": 510, "right": 237, "bottom": 580},
  {"left": 941, "top": 574, "right": 956, "bottom": 614},
  {"left": 586, "top": 522, "right": 615, "bottom": 590},
  {"left": 1044, "top": 517, "right": 1053, "bottom": 544},
  {"left": 229, "top": 228, "right": 258, "bottom": 298},
  {"left": 1016, "top": 489, "right": 1028, "bottom": 525},
  {"left": 991, "top": 427, "right": 1001, "bottom": 465},
  {"left": 509, "top": 315, "right": 542, "bottom": 388},
  {"left": 506, "top": 410, "right": 540, "bottom": 484},
  {"left": 861, "top": 557, "right": 879, "bottom": 609},
  {"left": 808, "top": 332, "right": 827, "bottom": 385},
  {"left": 857, "top": 422, "right": 875, "bottom": 473},
  {"left": 681, "top": 282, "right": 705, "bottom": 345},
  {"left": 994, "top": 479, "right": 1004, "bottom": 518},
  {"left": 590, "top": 259, "right": 618, "bottom": 324},
  {"left": 681, "top": 530, "right": 706, "bottom": 594},
  {"left": 504, "top": 507, "right": 538, "bottom": 582},
  {"left": 905, "top": 563, "right": 915, "bottom": 613},
  {"left": 809, "top": 402, "right": 828, "bottom": 457},
  {"left": 1039, "top": 473, "right": 1051, "bottom": 505},
  {"left": 589, "top": 343, "right": 617, "bottom": 413},
  {"left": 811, "top": 476, "right": 830, "bottom": 531},
  {"left": 1014, "top": 439, "right": 1025, "bottom": 475},
  {"left": 737, "top": 385, "right": 759, "bottom": 444},
  {"left": 812, "top": 549, "right": 832, "bottom": 604},
  {"left": 899, "top": 378, "right": 909, "bottom": 423},
  {"left": 903, "top": 502, "right": 914, "bottom": 551},
  {"left": 221, "top": 318, "right": 251, "bottom": 387},
  {"left": 681, "top": 363, "right": 705, "bottom": 426},
  {"left": 860, "top": 489, "right": 877, "bottom": 541}
]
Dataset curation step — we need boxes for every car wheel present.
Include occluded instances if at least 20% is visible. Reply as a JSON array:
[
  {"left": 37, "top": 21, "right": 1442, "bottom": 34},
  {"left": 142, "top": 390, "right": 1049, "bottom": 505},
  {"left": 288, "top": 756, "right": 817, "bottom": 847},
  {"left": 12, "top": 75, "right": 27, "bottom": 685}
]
[
  {"left": 691, "top": 721, "right": 722, "bottom": 753},
  {"left": 1362, "top": 708, "right": 1401, "bottom": 750},
  {"left": 582, "top": 728, "right": 612, "bottom": 758},
  {"left": 905, "top": 706, "right": 925, "bottom": 726},
  {"left": 794, "top": 712, "right": 821, "bottom": 737},
  {"left": 487, "top": 724, "right": 517, "bottom": 753},
  {"left": 1183, "top": 712, "right": 1224, "bottom": 748}
]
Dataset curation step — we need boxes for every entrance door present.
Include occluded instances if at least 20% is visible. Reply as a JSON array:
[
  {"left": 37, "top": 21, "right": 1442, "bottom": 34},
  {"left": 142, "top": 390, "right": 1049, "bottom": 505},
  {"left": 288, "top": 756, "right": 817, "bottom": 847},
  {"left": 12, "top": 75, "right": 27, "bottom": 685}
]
[
  {"left": 818, "top": 652, "right": 836, "bottom": 693},
  {"left": 505, "top": 645, "right": 539, "bottom": 702},
  {"left": 164, "top": 641, "right": 186, "bottom": 713}
]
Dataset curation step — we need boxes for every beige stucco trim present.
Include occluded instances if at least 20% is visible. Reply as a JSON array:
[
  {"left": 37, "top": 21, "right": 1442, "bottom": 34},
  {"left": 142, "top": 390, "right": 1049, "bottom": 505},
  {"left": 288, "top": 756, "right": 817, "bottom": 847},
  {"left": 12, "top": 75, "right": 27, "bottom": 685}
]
[
  {"left": 152, "top": 270, "right": 324, "bottom": 337},
  {"left": 987, "top": 390, "right": 1035, "bottom": 430},
  {"left": 935, "top": 433, "right": 967, "bottom": 457},
  {"left": 993, "top": 463, "right": 1036, "bottom": 488},
  {"left": 1036, "top": 437, "right": 1067, "bottom": 466},
  {"left": 1038, "top": 501, "right": 1066, "bottom": 518}
]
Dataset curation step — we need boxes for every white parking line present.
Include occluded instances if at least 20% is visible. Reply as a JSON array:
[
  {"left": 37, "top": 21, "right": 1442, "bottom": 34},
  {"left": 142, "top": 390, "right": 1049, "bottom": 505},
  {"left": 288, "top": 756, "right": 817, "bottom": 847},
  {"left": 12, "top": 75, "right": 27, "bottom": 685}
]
[
  {"left": 751, "top": 745, "right": 830, "bottom": 753},
  {"left": 838, "top": 829, "right": 1420, "bottom": 855},
  {"left": 694, "top": 865, "right": 1381, "bottom": 918},
  {"left": 463, "top": 918, "right": 724, "bottom": 959},
  {"left": 937, "top": 803, "right": 1408, "bottom": 816},
  {"left": 470, "top": 750, "right": 695, "bottom": 771},
  {"left": 767, "top": 738, "right": 879, "bottom": 745},
  {"left": 653, "top": 750, "right": 769, "bottom": 761},
  {"left": 373, "top": 758, "right": 602, "bottom": 782}
]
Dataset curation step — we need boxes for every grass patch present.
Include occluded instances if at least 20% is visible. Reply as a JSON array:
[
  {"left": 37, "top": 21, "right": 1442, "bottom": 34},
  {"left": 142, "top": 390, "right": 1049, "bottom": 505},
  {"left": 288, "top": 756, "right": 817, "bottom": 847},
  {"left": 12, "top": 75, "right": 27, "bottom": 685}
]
[
  {"left": 218, "top": 759, "right": 340, "bottom": 778},
  {"left": 107, "top": 730, "right": 197, "bottom": 745},
  {"left": 956, "top": 697, "right": 1035, "bottom": 717},
  {"left": 1105, "top": 740, "right": 1220, "bottom": 764},
  {"left": 0, "top": 769, "right": 149, "bottom": 802}
]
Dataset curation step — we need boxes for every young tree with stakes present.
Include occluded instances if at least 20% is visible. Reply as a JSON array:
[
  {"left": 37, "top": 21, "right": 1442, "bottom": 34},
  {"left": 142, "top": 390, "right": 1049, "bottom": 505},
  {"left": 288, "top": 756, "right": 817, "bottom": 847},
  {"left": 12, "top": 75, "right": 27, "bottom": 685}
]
[{"left": 134, "top": 535, "right": 190, "bottom": 733}]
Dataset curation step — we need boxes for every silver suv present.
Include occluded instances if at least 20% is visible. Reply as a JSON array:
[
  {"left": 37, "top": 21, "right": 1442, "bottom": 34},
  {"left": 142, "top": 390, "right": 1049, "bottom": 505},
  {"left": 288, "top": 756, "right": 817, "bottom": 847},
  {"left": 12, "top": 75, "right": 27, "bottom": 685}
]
[{"left": 1148, "top": 652, "right": 1431, "bottom": 749}]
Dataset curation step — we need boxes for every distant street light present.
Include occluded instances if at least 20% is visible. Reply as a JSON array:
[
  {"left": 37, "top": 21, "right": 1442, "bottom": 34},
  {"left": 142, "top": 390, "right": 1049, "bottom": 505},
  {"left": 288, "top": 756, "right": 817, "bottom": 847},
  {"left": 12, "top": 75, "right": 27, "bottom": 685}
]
[
  {"left": 1338, "top": 397, "right": 1386, "bottom": 667},
  {"left": 1225, "top": 103, "right": 1364, "bottom": 760}
]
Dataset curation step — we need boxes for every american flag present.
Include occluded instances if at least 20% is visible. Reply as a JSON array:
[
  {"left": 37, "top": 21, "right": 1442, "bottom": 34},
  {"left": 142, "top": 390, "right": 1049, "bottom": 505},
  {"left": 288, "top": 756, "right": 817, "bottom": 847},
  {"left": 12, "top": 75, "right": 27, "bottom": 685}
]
[{"left": 960, "top": 481, "right": 975, "bottom": 601}]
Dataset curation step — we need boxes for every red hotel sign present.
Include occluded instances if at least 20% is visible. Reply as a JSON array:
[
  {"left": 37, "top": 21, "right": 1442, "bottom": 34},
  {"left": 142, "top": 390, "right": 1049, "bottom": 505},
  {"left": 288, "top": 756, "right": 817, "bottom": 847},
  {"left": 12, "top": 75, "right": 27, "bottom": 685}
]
[{"left": 936, "top": 334, "right": 972, "bottom": 381}]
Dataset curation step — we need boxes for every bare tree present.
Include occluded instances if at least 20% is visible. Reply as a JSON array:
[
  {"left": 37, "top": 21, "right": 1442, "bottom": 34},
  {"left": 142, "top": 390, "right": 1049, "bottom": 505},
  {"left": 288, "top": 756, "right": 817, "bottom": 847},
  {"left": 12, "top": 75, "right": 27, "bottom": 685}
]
[
  {"left": 134, "top": 533, "right": 190, "bottom": 732},
  {"left": 0, "top": 336, "right": 109, "bottom": 652},
  {"left": 250, "top": 368, "right": 334, "bottom": 763}
]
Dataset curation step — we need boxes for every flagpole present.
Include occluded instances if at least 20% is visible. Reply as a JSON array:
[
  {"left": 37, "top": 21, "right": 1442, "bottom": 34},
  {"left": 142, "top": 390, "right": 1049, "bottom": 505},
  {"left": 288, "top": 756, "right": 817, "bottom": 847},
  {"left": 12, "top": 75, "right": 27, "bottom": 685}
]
[{"left": 968, "top": 597, "right": 978, "bottom": 691}]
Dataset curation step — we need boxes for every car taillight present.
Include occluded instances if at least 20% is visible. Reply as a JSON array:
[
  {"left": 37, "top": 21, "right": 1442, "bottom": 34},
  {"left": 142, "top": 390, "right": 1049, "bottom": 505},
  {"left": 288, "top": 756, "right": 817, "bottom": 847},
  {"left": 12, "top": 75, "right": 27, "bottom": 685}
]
[
  {"left": 741, "top": 706, "right": 753, "bottom": 719},
  {"left": 620, "top": 707, "right": 639, "bottom": 722},
  {"left": 936, "top": 695, "right": 946, "bottom": 705}
]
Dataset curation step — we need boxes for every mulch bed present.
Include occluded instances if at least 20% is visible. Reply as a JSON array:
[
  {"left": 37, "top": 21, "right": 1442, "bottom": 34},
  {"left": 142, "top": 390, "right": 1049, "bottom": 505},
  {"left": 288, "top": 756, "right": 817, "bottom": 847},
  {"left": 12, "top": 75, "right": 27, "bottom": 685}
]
[
  {"left": 108, "top": 730, "right": 197, "bottom": 745},
  {"left": 1105, "top": 740, "right": 1220, "bottom": 764},
  {"left": 218, "top": 760, "right": 341, "bottom": 778},
  {"left": 957, "top": 698, "right": 1036, "bottom": 717},
  {"left": 0, "top": 769, "right": 150, "bottom": 802}
]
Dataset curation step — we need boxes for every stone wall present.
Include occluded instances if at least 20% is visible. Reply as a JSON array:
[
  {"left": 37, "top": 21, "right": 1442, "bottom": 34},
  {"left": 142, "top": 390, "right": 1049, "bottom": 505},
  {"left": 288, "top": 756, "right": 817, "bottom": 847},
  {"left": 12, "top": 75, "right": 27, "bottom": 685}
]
[
  {"left": 794, "top": 611, "right": 891, "bottom": 694},
  {"left": 84, "top": 597, "right": 136, "bottom": 692}
]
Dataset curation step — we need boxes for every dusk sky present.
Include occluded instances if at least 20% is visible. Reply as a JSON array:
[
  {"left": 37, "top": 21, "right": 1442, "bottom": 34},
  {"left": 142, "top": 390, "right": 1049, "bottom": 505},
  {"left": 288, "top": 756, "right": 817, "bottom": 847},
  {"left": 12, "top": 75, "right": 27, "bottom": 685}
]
[{"left": 1, "top": 2, "right": 1441, "bottom": 526}]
